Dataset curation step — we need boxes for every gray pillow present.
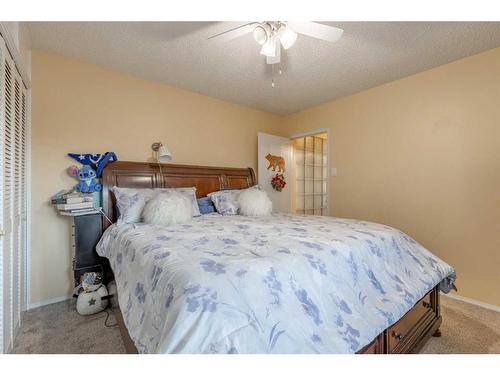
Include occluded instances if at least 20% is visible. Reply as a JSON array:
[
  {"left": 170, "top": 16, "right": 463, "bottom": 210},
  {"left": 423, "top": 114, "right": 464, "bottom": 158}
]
[
  {"left": 207, "top": 186, "right": 259, "bottom": 215},
  {"left": 207, "top": 190, "right": 241, "bottom": 215}
]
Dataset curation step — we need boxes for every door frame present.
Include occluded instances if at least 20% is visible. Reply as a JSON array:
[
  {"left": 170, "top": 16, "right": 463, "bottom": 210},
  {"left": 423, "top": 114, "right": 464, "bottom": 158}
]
[{"left": 290, "top": 128, "right": 331, "bottom": 216}]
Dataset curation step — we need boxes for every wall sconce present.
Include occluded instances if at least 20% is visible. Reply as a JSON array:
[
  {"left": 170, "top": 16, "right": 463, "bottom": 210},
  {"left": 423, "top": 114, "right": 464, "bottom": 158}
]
[{"left": 151, "top": 142, "right": 172, "bottom": 163}]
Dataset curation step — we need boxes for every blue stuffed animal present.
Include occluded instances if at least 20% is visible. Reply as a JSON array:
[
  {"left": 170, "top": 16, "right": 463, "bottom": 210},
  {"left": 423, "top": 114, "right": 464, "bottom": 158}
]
[{"left": 68, "top": 165, "right": 102, "bottom": 193}]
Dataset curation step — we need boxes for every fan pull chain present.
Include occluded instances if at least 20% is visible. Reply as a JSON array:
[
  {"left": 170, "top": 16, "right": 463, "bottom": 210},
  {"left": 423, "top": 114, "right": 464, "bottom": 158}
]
[
  {"left": 271, "top": 63, "right": 282, "bottom": 88},
  {"left": 271, "top": 64, "right": 275, "bottom": 88}
]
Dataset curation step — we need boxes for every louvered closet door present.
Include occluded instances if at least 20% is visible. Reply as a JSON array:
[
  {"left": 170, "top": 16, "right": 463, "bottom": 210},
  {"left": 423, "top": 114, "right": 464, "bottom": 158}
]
[
  {"left": 0, "top": 38, "right": 27, "bottom": 353},
  {"left": 0, "top": 41, "right": 15, "bottom": 352},
  {"left": 0, "top": 38, "right": 5, "bottom": 354},
  {"left": 20, "top": 85, "right": 27, "bottom": 314}
]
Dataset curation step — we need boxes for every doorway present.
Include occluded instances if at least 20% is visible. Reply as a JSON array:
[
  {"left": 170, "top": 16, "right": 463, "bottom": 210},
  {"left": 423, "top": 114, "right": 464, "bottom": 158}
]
[
  {"left": 257, "top": 130, "right": 329, "bottom": 215},
  {"left": 291, "top": 132, "right": 328, "bottom": 215}
]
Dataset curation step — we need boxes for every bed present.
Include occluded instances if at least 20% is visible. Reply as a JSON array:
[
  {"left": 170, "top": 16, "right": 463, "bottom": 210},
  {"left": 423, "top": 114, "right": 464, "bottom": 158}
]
[{"left": 97, "top": 161, "right": 456, "bottom": 354}]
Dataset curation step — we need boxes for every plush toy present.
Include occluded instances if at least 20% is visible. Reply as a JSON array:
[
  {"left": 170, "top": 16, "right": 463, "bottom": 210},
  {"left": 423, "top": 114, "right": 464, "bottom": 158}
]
[
  {"left": 76, "top": 284, "right": 108, "bottom": 316},
  {"left": 68, "top": 165, "right": 102, "bottom": 193},
  {"left": 74, "top": 272, "right": 108, "bottom": 315}
]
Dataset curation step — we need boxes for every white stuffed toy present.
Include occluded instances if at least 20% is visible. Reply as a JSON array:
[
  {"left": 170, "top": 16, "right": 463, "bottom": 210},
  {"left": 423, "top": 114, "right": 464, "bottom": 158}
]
[
  {"left": 76, "top": 284, "right": 108, "bottom": 315},
  {"left": 75, "top": 272, "right": 108, "bottom": 315}
]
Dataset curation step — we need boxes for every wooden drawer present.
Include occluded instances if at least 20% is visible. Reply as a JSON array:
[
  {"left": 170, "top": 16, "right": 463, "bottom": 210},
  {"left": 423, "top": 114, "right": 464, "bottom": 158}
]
[
  {"left": 388, "top": 290, "right": 435, "bottom": 353},
  {"left": 358, "top": 334, "right": 383, "bottom": 354}
]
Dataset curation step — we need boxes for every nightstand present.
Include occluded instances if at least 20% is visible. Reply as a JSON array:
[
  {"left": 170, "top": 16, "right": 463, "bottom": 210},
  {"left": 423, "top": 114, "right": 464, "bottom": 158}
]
[{"left": 71, "top": 213, "right": 106, "bottom": 290}]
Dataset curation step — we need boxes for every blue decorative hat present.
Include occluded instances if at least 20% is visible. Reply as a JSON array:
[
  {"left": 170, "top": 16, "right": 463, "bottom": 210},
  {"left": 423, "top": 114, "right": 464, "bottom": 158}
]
[{"left": 67, "top": 152, "right": 117, "bottom": 178}]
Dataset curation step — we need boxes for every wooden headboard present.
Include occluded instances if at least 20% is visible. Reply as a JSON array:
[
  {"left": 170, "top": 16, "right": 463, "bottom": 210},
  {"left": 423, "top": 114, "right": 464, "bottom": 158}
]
[{"left": 101, "top": 161, "right": 256, "bottom": 229}]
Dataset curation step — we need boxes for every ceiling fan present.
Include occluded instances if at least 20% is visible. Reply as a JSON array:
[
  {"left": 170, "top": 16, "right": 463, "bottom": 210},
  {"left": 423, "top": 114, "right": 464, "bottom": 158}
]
[{"left": 209, "top": 22, "right": 343, "bottom": 65}]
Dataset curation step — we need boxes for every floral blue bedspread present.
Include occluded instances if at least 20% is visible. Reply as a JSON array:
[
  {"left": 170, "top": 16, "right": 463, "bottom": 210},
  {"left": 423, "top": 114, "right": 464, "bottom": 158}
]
[{"left": 96, "top": 213, "right": 455, "bottom": 354}]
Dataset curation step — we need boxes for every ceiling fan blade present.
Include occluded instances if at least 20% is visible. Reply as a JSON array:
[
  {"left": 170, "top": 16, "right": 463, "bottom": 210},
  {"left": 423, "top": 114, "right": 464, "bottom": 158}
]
[
  {"left": 287, "top": 22, "right": 343, "bottom": 43},
  {"left": 266, "top": 42, "right": 281, "bottom": 64},
  {"left": 208, "top": 23, "right": 257, "bottom": 42}
]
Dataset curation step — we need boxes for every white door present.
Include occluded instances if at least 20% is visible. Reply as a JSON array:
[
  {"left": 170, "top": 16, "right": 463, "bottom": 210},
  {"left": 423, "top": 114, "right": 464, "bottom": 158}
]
[
  {"left": 258, "top": 132, "right": 292, "bottom": 213},
  {"left": 0, "top": 37, "right": 28, "bottom": 353}
]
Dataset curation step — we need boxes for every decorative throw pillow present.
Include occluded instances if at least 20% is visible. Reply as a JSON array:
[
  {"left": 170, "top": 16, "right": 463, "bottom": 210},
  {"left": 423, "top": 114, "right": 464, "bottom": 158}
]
[
  {"left": 207, "top": 185, "right": 259, "bottom": 215},
  {"left": 112, "top": 186, "right": 200, "bottom": 223},
  {"left": 207, "top": 190, "right": 241, "bottom": 215},
  {"left": 238, "top": 188, "right": 273, "bottom": 216},
  {"left": 142, "top": 191, "right": 193, "bottom": 226},
  {"left": 197, "top": 197, "right": 216, "bottom": 215},
  {"left": 112, "top": 187, "right": 148, "bottom": 224}
]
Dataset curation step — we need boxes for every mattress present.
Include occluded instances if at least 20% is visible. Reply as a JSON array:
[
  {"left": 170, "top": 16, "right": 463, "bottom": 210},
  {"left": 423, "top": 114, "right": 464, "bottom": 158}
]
[{"left": 96, "top": 213, "right": 455, "bottom": 353}]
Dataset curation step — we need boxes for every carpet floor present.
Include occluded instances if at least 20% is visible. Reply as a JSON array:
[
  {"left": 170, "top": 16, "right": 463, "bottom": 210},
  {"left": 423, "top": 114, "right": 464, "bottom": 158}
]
[{"left": 11, "top": 295, "right": 500, "bottom": 354}]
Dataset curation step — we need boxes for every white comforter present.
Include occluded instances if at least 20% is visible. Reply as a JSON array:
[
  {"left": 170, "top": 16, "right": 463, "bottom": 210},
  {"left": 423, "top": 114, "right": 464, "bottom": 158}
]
[{"left": 97, "top": 213, "right": 455, "bottom": 354}]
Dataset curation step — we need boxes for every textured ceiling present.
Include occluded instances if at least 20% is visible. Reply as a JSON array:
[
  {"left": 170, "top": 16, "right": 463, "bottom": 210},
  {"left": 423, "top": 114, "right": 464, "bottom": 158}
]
[{"left": 27, "top": 22, "right": 500, "bottom": 115}]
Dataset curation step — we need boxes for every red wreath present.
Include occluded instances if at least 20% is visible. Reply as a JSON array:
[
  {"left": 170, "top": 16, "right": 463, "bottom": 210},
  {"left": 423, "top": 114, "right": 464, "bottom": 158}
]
[{"left": 271, "top": 173, "right": 286, "bottom": 192}]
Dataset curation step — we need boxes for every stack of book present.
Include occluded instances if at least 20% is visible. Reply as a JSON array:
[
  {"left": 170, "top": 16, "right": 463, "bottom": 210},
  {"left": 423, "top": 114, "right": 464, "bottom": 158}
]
[{"left": 51, "top": 190, "right": 100, "bottom": 216}]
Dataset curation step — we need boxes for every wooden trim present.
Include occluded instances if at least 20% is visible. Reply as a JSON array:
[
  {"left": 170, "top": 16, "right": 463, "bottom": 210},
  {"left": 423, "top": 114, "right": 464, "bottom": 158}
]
[
  {"left": 362, "top": 286, "right": 442, "bottom": 354},
  {"left": 357, "top": 334, "right": 384, "bottom": 354},
  {"left": 111, "top": 304, "right": 138, "bottom": 354}
]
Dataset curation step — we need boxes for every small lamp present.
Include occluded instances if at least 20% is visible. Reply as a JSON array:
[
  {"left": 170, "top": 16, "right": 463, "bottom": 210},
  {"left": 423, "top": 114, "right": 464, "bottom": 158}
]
[{"left": 151, "top": 142, "right": 172, "bottom": 162}]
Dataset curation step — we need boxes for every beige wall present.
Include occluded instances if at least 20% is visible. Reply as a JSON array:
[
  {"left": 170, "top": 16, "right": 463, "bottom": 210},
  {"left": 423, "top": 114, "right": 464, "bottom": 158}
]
[
  {"left": 284, "top": 47, "right": 500, "bottom": 306},
  {"left": 31, "top": 46, "right": 500, "bottom": 308},
  {"left": 30, "top": 50, "right": 283, "bottom": 305}
]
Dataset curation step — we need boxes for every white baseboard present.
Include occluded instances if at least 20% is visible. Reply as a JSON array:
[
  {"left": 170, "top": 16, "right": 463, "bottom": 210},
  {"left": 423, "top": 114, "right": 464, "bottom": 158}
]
[
  {"left": 7, "top": 319, "right": 20, "bottom": 354},
  {"left": 441, "top": 292, "right": 500, "bottom": 313},
  {"left": 28, "top": 295, "right": 72, "bottom": 310}
]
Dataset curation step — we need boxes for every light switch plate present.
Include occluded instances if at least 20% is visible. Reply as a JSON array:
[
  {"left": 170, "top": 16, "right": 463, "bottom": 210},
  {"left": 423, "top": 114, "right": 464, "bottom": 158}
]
[{"left": 331, "top": 167, "right": 337, "bottom": 177}]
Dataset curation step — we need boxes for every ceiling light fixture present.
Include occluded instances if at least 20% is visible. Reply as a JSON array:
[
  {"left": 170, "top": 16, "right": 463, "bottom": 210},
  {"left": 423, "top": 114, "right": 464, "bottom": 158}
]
[
  {"left": 279, "top": 24, "right": 298, "bottom": 50},
  {"left": 209, "top": 21, "right": 343, "bottom": 89},
  {"left": 253, "top": 23, "right": 271, "bottom": 45},
  {"left": 209, "top": 21, "right": 343, "bottom": 66},
  {"left": 260, "top": 35, "right": 277, "bottom": 57}
]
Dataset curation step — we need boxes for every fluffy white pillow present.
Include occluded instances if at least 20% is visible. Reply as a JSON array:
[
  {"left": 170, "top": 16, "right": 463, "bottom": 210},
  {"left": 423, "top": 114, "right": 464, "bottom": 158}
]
[
  {"left": 142, "top": 191, "right": 193, "bottom": 226},
  {"left": 238, "top": 188, "right": 272, "bottom": 216},
  {"left": 113, "top": 186, "right": 200, "bottom": 224}
]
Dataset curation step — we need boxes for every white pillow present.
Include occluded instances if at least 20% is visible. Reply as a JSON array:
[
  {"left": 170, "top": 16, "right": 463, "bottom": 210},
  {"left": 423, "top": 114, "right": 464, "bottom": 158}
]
[
  {"left": 113, "top": 186, "right": 200, "bottom": 223},
  {"left": 142, "top": 191, "right": 193, "bottom": 226},
  {"left": 238, "top": 188, "right": 272, "bottom": 216}
]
